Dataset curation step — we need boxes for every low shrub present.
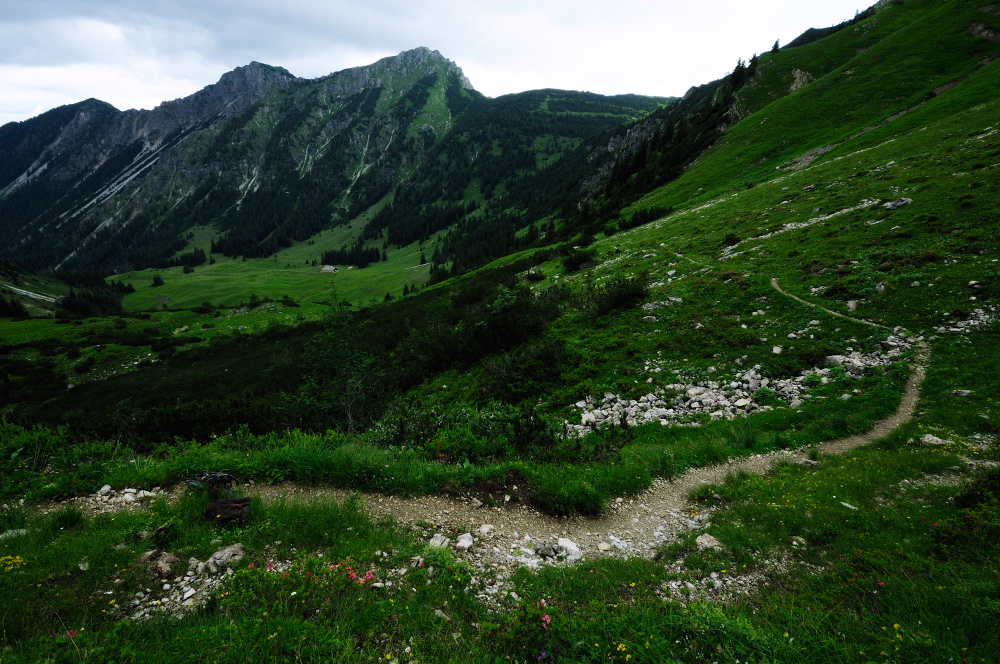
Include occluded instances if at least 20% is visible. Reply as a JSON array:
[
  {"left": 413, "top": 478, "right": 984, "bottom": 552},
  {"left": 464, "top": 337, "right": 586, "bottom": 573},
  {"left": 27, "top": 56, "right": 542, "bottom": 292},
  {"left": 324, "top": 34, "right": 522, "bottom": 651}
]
[
  {"left": 562, "top": 248, "right": 597, "bottom": 272},
  {"left": 576, "top": 273, "right": 649, "bottom": 316}
]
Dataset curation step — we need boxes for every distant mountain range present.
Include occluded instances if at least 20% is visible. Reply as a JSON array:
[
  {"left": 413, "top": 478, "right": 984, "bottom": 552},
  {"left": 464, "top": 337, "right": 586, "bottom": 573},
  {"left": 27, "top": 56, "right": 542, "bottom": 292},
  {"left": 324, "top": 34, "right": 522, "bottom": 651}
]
[
  {"left": 5, "top": 0, "right": 993, "bottom": 283},
  {"left": 0, "top": 47, "right": 674, "bottom": 275}
]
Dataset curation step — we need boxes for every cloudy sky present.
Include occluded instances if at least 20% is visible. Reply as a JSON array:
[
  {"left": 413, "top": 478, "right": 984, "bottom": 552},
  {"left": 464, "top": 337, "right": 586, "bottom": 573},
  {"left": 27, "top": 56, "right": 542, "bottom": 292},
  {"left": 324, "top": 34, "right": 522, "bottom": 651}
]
[{"left": 1, "top": 0, "right": 871, "bottom": 125}]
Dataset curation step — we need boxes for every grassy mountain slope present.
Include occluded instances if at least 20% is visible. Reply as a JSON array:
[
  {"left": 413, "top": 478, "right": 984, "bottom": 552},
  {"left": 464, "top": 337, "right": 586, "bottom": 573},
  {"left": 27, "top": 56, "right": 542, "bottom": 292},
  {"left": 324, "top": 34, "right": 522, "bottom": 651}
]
[
  {"left": 635, "top": 0, "right": 998, "bottom": 207},
  {"left": 4, "top": 0, "right": 998, "bottom": 443},
  {"left": 2, "top": 3, "right": 1000, "bottom": 660}
]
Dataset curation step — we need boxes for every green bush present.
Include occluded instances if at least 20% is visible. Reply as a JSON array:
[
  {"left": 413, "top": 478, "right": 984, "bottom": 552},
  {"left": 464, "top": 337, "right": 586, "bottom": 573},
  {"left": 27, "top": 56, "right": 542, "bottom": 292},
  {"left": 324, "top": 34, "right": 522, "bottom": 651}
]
[
  {"left": 562, "top": 248, "right": 597, "bottom": 272},
  {"left": 576, "top": 273, "right": 649, "bottom": 316},
  {"left": 533, "top": 473, "right": 603, "bottom": 517},
  {"left": 752, "top": 387, "right": 783, "bottom": 408},
  {"left": 421, "top": 425, "right": 513, "bottom": 463},
  {"left": 365, "top": 401, "right": 561, "bottom": 462}
]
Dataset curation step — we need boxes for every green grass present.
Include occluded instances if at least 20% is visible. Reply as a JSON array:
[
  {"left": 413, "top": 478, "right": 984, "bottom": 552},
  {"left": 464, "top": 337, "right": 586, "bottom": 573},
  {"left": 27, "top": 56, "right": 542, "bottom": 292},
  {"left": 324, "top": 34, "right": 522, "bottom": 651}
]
[
  {"left": 635, "top": 0, "right": 1000, "bottom": 207},
  {"left": 0, "top": 350, "right": 908, "bottom": 516},
  {"left": 3, "top": 435, "right": 997, "bottom": 662},
  {"left": 3, "top": 6, "right": 1000, "bottom": 660},
  {"left": 669, "top": 448, "right": 1000, "bottom": 663},
  {"left": 409, "top": 72, "right": 452, "bottom": 139},
  {"left": 171, "top": 225, "right": 219, "bottom": 260}
]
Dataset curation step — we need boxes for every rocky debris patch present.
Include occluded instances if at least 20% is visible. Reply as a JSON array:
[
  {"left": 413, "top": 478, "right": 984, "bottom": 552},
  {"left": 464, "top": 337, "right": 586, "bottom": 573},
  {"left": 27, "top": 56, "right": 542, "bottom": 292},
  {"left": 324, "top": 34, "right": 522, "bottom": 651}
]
[
  {"left": 883, "top": 198, "right": 913, "bottom": 210},
  {"left": 654, "top": 554, "right": 820, "bottom": 607},
  {"left": 127, "top": 543, "right": 244, "bottom": 620},
  {"left": 966, "top": 433, "right": 996, "bottom": 453},
  {"left": 895, "top": 471, "right": 965, "bottom": 493},
  {"left": 128, "top": 545, "right": 406, "bottom": 621},
  {"left": 930, "top": 305, "right": 998, "bottom": 336},
  {"left": 42, "top": 485, "right": 174, "bottom": 517},
  {"left": 642, "top": 297, "right": 683, "bottom": 312},
  {"left": 918, "top": 433, "right": 955, "bottom": 446},
  {"left": 0, "top": 528, "right": 28, "bottom": 540},
  {"left": 908, "top": 431, "right": 994, "bottom": 454},
  {"left": 564, "top": 329, "right": 913, "bottom": 436}
]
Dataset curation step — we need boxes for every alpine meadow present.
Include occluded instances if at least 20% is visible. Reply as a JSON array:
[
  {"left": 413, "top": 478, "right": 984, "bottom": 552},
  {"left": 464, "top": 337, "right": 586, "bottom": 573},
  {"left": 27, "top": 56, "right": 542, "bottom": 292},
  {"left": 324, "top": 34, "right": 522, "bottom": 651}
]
[{"left": 1, "top": 1, "right": 999, "bottom": 662}]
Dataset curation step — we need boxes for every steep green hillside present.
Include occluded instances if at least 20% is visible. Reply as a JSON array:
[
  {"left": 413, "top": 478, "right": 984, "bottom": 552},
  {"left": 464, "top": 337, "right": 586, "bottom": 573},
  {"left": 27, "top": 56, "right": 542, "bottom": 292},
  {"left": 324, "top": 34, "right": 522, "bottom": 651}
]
[
  {"left": 2, "top": 2, "right": 1000, "bottom": 662},
  {"left": 4, "top": 0, "right": 998, "bottom": 446},
  {"left": 637, "top": 0, "right": 998, "bottom": 206}
]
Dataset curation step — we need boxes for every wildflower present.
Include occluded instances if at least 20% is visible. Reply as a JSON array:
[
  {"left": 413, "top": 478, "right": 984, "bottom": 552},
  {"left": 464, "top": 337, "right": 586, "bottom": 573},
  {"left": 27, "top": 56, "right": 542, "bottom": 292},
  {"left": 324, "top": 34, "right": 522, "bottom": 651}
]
[
  {"left": 541, "top": 614, "right": 551, "bottom": 630},
  {"left": 66, "top": 630, "right": 78, "bottom": 639},
  {"left": 291, "top": 591, "right": 297, "bottom": 596}
]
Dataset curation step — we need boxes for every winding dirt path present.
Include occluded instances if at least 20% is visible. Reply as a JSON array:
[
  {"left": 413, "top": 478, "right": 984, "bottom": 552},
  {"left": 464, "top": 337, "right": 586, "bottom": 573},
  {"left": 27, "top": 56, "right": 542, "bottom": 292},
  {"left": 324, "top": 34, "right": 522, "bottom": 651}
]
[
  {"left": 771, "top": 277, "right": 887, "bottom": 329},
  {"left": 252, "top": 340, "right": 928, "bottom": 566},
  {"left": 276, "top": 282, "right": 925, "bottom": 563},
  {"left": 55, "top": 278, "right": 928, "bottom": 572}
]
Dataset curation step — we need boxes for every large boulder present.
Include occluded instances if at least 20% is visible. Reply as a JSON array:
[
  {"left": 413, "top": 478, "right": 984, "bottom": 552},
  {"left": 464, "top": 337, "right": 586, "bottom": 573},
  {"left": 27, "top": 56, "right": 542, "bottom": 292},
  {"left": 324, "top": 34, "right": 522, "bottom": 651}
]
[
  {"left": 455, "top": 533, "right": 475, "bottom": 551},
  {"left": 207, "top": 543, "right": 245, "bottom": 573}
]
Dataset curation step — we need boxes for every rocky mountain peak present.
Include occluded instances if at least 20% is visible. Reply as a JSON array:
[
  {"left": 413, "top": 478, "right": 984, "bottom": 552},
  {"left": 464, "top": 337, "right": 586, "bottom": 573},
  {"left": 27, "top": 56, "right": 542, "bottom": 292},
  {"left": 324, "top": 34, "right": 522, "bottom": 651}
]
[
  {"left": 217, "top": 61, "right": 297, "bottom": 89},
  {"left": 139, "top": 60, "right": 295, "bottom": 135},
  {"left": 381, "top": 47, "right": 476, "bottom": 90}
]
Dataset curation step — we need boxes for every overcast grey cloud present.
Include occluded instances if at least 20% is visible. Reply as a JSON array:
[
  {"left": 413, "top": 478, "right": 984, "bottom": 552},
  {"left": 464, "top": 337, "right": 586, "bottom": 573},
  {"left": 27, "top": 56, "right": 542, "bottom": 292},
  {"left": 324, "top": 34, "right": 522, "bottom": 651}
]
[{"left": 1, "top": 0, "right": 871, "bottom": 125}]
